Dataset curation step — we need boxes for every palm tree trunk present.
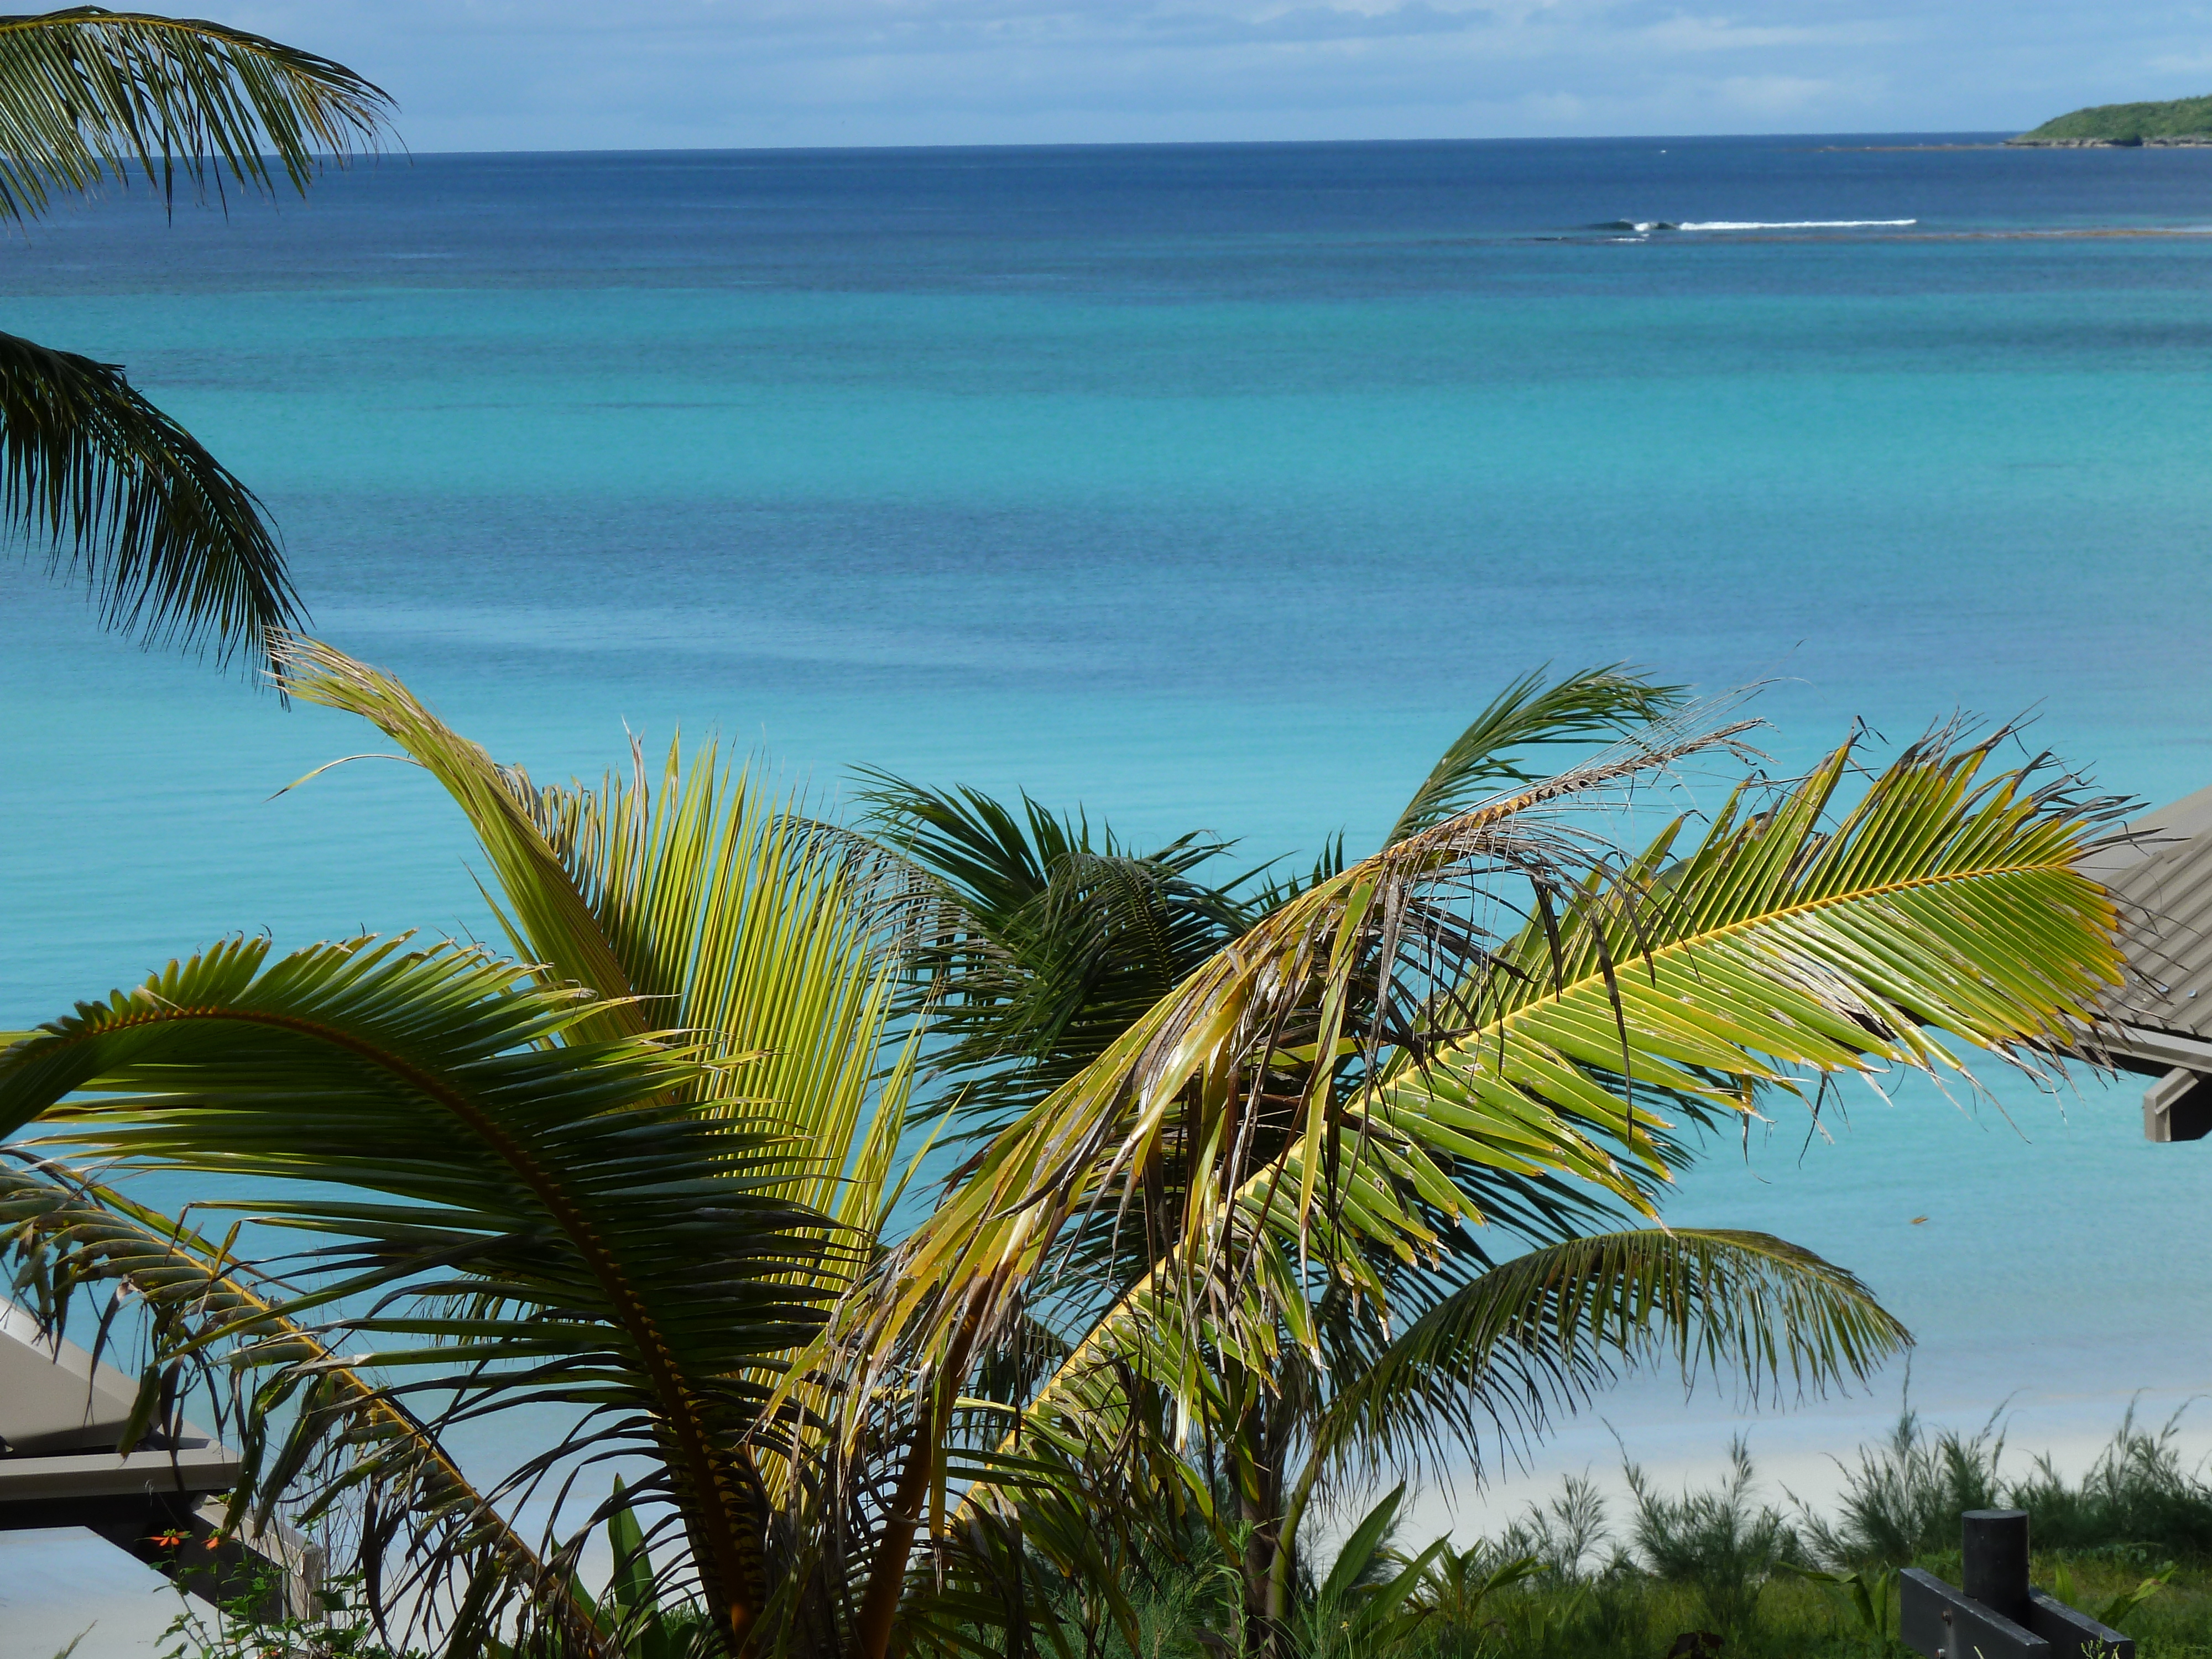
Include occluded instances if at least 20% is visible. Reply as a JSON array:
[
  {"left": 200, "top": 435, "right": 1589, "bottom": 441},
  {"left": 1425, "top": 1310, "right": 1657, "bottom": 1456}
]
[
  {"left": 854, "top": 1278, "right": 1000, "bottom": 1659},
  {"left": 853, "top": 1400, "right": 937, "bottom": 1657},
  {"left": 1228, "top": 1381, "right": 1289, "bottom": 1658}
]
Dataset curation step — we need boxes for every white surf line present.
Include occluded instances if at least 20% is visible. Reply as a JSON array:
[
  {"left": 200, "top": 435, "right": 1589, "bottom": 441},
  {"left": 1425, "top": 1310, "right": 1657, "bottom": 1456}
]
[{"left": 1671, "top": 218, "right": 1919, "bottom": 230}]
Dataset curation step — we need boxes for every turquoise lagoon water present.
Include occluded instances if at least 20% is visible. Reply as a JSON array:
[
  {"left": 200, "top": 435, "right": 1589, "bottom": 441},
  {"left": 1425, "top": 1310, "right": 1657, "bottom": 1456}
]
[{"left": 11, "top": 137, "right": 2212, "bottom": 1642}]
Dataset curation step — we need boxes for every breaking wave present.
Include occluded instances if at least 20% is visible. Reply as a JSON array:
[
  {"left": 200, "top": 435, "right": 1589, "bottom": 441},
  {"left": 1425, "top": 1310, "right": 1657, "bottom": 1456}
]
[
  {"left": 1594, "top": 217, "right": 1919, "bottom": 233},
  {"left": 1675, "top": 218, "right": 1918, "bottom": 231}
]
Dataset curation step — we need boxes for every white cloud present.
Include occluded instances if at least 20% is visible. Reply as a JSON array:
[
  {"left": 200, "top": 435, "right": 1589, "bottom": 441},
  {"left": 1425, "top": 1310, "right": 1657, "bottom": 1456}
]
[
  {"left": 226, "top": 0, "right": 2212, "bottom": 148},
  {"left": 1712, "top": 72, "right": 1863, "bottom": 117}
]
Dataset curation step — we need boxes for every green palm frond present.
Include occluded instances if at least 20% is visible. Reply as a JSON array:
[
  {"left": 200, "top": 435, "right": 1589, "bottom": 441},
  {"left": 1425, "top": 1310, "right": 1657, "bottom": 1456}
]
[
  {"left": 276, "top": 636, "right": 924, "bottom": 1233},
  {"left": 533, "top": 741, "right": 924, "bottom": 1230},
  {"left": 0, "top": 7, "right": 394, "bottom": 220},
  {"left": 1383, "top": 664, "right": 1688, "bottom": 848},
  {"left": 820, "top": 710, "right": 1765, "bottom": 1407},
  {"left": 860, "top": 771, "right": 1250, "bottom": 1134},
  {"left": 826, "top": 724, "right": 2121, "bottom": 1559},
  {"left": 274, "top": 640, "right": 936, "bottom": 1642},
  {"left": 947, "top": 1227, "right": 1900, "bottom": 1557},
  {"left": 0, "top": 933, "right": 838, "bottom": 1655},
  {"left": 273, "top": 639, "right": 640, "bottom": 1032},
  {"left": 0, "top": 1151, "right": 598, "bottom": 1656},
  {"left": 0, "top": 328, "right": 299, "bottom": 667},
  {"left": 1307, "top": 1229, "right": 1907, "bottom": 1491}
]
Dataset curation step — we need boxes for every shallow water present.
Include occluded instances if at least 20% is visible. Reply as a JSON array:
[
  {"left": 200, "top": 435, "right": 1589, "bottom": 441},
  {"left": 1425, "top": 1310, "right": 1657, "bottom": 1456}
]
[{"left": 8, "top": 136, "right": 2212, "bottom": 1639}]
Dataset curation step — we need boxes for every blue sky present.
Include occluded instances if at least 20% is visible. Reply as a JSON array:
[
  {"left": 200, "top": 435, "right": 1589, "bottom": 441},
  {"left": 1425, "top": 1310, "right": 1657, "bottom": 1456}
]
[{"left": 243, "top": 2, "right": 2212, "bottom": 150}]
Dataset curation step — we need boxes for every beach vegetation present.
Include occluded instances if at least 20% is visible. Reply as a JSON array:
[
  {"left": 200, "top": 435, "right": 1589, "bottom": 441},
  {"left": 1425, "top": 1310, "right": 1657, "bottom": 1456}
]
[
  {"left": 1016, "top": 1412, "right": 2212, "bottom": 1658},
  {"left": 0, "top": 648, "right": 2139, "bottom": 1657}
]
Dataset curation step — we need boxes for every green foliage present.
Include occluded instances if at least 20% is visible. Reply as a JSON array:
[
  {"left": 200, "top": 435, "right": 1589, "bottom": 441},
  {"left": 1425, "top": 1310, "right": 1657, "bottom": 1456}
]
[
  {"left": 0, "top": 932, "right": 842, "bottom": 1653},
  {"left": 157, "top": 1562, "right": 410, "bottom": 1659},
  {"left": 0, "top": 655, "right": 2140, "bottom": 1659},
  {"left": 859, "top": 771, "right": 1251, "bottom": 1133},
  {"left": 2018, "top": 95, "right": 2212, "bottom": 142},
  {"left": 1783, "top": 1561, "right": 1903, "bottom": 1656},
  {"left": 2052, "top": 1556, "right": 2177, "bottom": 1634},
  {"left": 0, "top": 8, "right": 392, "bottom": 220},
  {"left": 1799, "top": 1402, "right": 2007, "bottom": 1567},
  {"left": 1625, "top": 1438, "right": 1807, "bottom": 1635},
  {"left": 0, "top": 327, "right": 301, "bottom": 669},
  {"left": 2014, "top": 1405, "right": 2212, "bottom": 1561},
  {"left": 1798, "top": 1399, "right": 2212, "bottom": 1574},
  {"left": 1291, "top": 1485, "right": 1448, "bottom": 1657}
]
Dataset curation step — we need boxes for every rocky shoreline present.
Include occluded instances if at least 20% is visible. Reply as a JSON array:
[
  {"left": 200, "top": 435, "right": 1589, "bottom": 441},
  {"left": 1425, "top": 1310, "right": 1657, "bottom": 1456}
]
[{"left": 2008, "top": 132, "right": 2212, "bottom": 147}]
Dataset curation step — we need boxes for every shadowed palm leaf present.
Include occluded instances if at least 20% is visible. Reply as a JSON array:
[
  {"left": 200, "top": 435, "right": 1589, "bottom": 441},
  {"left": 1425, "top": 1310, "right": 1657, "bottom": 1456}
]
[
  {"left": 0, "top": 8, "right": 392, "bottom": 218},
  {"left": 0, "top": 934, "right": 840, "bottom": 1656},
  {"left": 860, "top": 772, "right": 1252, "bottom": 1133},
  {"left": 0, "top": 1151, "right": 597, "bottom": 1655},
  {"left": 0, "top": 8, "right": 397, "bottom": 669},
  {"left": 0, "top": 330, "right": 299, "bottom": 665},
  {"left": 1306, "top": 1229, "right": 1908, "bottom": 1491}
]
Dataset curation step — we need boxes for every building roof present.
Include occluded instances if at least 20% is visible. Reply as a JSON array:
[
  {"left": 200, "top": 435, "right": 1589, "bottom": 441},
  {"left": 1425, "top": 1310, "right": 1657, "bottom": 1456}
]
[{"left": 2081, "top": 781, "right": 2212, "bottom": 1073}]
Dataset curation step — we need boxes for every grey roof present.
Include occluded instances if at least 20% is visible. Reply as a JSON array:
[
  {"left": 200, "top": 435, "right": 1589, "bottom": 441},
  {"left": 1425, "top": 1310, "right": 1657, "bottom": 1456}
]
[
  {"left": 2081, "top": 781, "right": 2212, "bottom": 1069},
  {"left": 0, "top": 1298, "right": 236, "bottom": 1496}
]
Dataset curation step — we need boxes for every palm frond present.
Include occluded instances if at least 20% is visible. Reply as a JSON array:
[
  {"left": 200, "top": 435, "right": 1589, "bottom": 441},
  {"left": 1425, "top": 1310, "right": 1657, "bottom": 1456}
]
[
  {"left": 276, "top": 637, "right": 924, "bottom": 1232},
  {"left": 1383, "top": 664, "right": 1688, "bottom": 848},
  {"left": 273, "top": 638, "right": 639, "bottom": 1032},
  {"left": 0, "top": 933, "right": 838, "bottom": 1653},
  {"left": 821, "top": 708, "right": 1769, "bottom": 1417},
  {"left": 860, "top": 771, "right": 1250, "bottom": 1134},
  {"left": 825, "top": 723, "right": 2123, "bottom": 1548},
  {"left": 0, "top": 7, "right": 394, "bottom": 220},
  {"left": 275, "top": 640, "right": 932, "bottom": 1642},
  {"left": 534, "top": 740, "right": 924, "bottom": 1230},
  {"left": 1, "top": 329, "right": 299, "bottom": 668},
  {"left": 0, "top": 1151, "right": 600, "bottom": 1656},
  {"left": 1308, "top": 1229, "right": 1908, "bottom": 1495}
]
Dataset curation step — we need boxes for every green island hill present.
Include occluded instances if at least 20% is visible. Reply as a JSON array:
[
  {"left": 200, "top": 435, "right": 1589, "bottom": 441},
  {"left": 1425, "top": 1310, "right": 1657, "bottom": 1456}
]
[{"left": 2011, "top": 93, "right": 2212, "bottom": 145}]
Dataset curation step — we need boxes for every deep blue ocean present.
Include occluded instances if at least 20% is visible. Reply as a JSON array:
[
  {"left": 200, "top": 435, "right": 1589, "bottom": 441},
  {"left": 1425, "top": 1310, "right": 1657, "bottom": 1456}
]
[{"left": 11, "top": 136, "right": 2212, "bottom": 1646}]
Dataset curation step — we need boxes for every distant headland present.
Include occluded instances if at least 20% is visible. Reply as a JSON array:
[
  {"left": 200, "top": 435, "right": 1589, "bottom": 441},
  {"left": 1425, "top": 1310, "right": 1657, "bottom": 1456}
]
[{"left": 2010, "top": 95, "right": 2212, "bottom": 145}]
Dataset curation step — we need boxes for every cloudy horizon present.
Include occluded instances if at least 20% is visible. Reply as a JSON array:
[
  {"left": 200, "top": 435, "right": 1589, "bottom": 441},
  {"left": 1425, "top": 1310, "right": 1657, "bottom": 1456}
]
[{"left": 228, "top": 2, "right": 2212, "bottom": 152}]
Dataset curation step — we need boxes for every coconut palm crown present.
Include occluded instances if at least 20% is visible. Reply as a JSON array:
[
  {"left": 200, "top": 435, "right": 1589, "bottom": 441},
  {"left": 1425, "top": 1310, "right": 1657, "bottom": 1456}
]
[{"left": 0, "top": 650, "right": 2134, "bottom": 1659}]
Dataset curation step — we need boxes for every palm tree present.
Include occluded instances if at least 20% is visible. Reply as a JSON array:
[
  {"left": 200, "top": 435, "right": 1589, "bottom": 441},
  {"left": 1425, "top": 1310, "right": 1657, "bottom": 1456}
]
[
  {"left": 0, "top": 10, "right": 395, "bottom": 671},
  {"left": 2, "top": 638, "right": 928, "bottom": 1656},
  {"left": 0, "top": 650, "right": 2130, "bottom": 1659},
  {"left": 827, "top": 679, "right": 2130, "bottom": 1657}
]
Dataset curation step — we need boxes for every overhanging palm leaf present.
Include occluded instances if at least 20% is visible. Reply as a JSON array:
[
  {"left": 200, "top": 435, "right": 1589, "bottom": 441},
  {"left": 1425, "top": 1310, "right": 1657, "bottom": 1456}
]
[
  {"left": 0, "top": 329, "right": 299, "bottom": 666},
  {"left": 0, "top": 8, "right": 393, "bottom": 218},
  {"left": 0, "top": 933, "right": 839, "bottom": 1656},
  {"left": 1303, "top": 1230, "right": 1907, "bottom": 1498},
  {"left": 0, "top": 8, "right": 397, "bottom": 669}
]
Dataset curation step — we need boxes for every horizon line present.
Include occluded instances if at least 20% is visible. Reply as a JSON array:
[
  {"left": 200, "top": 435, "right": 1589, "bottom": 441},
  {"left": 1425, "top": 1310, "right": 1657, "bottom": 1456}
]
[{"left": 362, "top": 128, "right": 2027, "bottom": 161}]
